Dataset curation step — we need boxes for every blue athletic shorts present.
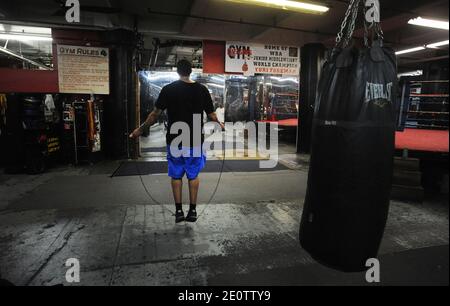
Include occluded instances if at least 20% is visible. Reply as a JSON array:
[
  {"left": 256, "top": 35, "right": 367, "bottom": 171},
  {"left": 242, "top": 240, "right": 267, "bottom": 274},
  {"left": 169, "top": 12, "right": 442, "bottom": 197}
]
[{"left": 167, "top": 146, "right": 206, "bottom": 180}]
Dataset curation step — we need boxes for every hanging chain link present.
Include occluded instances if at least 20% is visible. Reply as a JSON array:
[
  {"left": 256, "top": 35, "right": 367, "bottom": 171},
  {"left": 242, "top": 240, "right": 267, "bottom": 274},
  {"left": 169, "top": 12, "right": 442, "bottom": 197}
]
[
  {"left": 343, "top": 0, "right": 361, "bottom": 47},
  {"left": 375, "top": 22, "right": 385, "bottom": 41},
  {"left": 336, "top": 0, "right": 385, "bottom": 48},
  {"left": 335, "top": 0, "right": 358, "bottom": 47},
  {"left": 363, "top": 0, "right": 385, "bottom": 46},
  {"left": 363, "top": 2, "right": 370, "bottom": 47},
  {"left": 372, "top": 0, "right": 384, "bottom": 41}
]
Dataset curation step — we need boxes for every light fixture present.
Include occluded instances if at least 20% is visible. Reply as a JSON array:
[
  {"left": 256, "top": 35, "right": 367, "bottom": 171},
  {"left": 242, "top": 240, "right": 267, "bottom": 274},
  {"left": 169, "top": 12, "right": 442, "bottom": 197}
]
[
  {"left": 408, "top": 17, "right": 449, "bottom": 30},
  {"left": 0, "top": 33, "right": 52, "bottom": 42},
  {"left": 395, "top": 46, "right": 426, "bottom": 55},
  {"left": 426, "top": 40, "right": 449, "bottom": 48},
  {"left": 395, "top": 40, "right": 449, "bottom": 55},
  {"left": 226, "top": 0, "right": 329, "bottom": 14},
  {"left": 397, "top": 70, "right": 423, "bottom": 77}
]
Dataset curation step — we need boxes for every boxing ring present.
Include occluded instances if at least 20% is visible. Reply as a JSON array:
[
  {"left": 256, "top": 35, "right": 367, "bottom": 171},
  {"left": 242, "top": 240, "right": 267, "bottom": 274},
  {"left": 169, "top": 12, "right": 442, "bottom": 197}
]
[{"left": 258, "top": 119, "right": 449, "bottom": 154}]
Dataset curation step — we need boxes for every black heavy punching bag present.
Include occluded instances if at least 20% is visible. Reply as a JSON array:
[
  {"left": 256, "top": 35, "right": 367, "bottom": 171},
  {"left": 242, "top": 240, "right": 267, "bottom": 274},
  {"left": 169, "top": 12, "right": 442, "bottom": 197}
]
[{"left": 299, "top": 0, "right": 398, "bottom": 272}]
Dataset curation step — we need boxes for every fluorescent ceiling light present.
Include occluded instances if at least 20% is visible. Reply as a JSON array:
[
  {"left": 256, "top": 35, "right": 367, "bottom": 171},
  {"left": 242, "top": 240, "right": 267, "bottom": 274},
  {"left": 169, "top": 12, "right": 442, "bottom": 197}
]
[
  {"left": 226, "top": 0, "right": 329, "bottom": 14},
  {"left": 0, "top": 24, "right": 51, "bottom": 35},
  {"left": 426, "top": 40, "right": 449, "bottom": 48},
  {"left": 398, "top": 70, "right": 423, "bottom": 77},
  {"left": 0, "top": 33, "right": 52, "bottom": 42},
  {"left": 395, "top": 40, "right": 449, "bottom": 55},
  {"left": 408, "top": 17, "right": 449, "bottom": 30},
  {"left": 395, "top": 46, "right": 426, "bottom": 55}
]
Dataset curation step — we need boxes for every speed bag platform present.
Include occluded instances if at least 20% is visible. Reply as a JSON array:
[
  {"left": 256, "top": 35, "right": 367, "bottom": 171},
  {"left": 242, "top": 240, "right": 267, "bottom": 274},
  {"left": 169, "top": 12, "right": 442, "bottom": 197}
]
[{"left": 299, "top": 42, "right": 398, "bottom": 272}]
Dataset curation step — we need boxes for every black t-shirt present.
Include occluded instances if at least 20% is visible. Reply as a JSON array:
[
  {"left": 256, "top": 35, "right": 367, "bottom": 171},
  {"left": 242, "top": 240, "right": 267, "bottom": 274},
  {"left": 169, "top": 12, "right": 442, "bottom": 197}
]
[{"left": 155, "top": 80, "right": 215, "bottom": 146}]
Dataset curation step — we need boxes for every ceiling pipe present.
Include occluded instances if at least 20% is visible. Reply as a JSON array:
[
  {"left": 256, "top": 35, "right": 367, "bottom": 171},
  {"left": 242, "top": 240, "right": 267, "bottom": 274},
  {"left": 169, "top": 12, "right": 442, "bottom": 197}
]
[
  {"left": 147, "top": 9, "right": 336, "bottom": 37},
  {"left": 149, "top": 37, "right": 160, "bottom": 69},
  {"left": 400, "top": 54, "right": 449, "bottom": 64},
  {"left": 0, "top": 45, "right": 51, "bottom": 70}
]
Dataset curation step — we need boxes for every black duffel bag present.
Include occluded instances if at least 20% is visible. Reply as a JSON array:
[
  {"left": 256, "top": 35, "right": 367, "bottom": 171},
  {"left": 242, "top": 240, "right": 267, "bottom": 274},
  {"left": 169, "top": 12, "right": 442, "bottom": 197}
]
[{"left": 299, "top": 0, "right": 398, "bottom": 272}]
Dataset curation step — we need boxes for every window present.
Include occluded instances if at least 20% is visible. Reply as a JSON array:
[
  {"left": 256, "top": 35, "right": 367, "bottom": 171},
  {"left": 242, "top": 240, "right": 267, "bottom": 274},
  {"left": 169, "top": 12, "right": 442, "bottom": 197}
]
[{"left": 0, "top": 23, "right": 53, "bottom": 70}]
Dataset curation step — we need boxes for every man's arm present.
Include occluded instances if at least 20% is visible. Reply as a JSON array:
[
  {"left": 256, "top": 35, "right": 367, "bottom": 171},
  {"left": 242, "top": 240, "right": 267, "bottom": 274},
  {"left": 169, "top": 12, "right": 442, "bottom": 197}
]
[
  {"left": 129, "top": 108, "right": 163, "bottom": 139},
  {"left": 207, "top": 112, "right": 225, "bottom": 130}
]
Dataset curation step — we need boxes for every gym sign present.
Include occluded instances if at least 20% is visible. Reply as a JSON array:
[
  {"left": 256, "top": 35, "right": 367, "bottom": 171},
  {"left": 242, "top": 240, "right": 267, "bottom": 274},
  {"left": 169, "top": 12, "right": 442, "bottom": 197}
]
[
  {"left": 57, "top": 45, "right": 110, "bottom": 95},
  {"left": 225, "top": 42, "right": 300, "bottom": 77}
]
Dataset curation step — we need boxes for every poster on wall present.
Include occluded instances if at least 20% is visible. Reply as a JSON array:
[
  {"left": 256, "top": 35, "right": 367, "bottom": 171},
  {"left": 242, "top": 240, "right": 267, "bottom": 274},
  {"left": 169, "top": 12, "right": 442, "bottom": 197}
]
[
  {"left": 225, "top": 42, "right": 300, "bottom": 76},
  {"left": 57, "top": 45, "right": 110, "bottom": 94}
]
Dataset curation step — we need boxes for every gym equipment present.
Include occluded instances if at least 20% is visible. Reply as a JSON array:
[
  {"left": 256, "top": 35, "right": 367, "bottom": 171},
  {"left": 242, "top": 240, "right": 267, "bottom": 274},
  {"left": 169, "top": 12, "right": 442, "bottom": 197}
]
[
  {"left": 22, "top": 96, "right": 47, "bottom": 174},
  {"left": 62, "top": 97, "right": 103, "bottom": 165},
  {"left": 299, "top": 0, "right": 398, "bottom": 272}
]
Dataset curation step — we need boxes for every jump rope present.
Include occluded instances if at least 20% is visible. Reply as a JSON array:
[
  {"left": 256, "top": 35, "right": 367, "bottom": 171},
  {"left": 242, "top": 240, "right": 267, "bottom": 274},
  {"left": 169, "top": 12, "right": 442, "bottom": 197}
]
[{"left": 133, "top": 127, "right": 226, "bottom": 222}]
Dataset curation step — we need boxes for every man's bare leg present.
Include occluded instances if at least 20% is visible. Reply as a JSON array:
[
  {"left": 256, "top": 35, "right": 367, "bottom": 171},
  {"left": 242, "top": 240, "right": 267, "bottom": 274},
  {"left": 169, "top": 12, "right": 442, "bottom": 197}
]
[
  {"left": 186, "top": 178, "right": 199, "bottom": 222},
  {"left": 188, "top": 178, "right": 199, "bottom": 204},
  {"left": 171, "top": 178, "right": 183, "bottom": 204},
  {"left": 171, "top": 179, "right": 184, "bottom": 223}
]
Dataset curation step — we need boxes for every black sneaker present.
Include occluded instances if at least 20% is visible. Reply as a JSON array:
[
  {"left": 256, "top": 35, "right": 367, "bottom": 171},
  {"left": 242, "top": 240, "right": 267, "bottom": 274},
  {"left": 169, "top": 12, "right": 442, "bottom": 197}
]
[
  {"left": 175, "top": 210, "right": 185, "bottom": 223},
  {"left": 185, "top": 209, "right": 197, "bottom": 222}
]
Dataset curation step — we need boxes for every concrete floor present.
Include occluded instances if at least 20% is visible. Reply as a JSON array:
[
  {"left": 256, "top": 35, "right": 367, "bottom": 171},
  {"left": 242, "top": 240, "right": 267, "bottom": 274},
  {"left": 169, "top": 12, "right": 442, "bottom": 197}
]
[{"left": 0, "top": 155, "right": 448, "bottom": 286}]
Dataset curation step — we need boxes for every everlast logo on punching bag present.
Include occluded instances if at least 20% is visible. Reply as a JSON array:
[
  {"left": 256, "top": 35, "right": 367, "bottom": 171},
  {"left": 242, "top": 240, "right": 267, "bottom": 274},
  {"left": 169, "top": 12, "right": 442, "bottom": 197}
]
[{"left": 365, "top": 82, "right": 393, "bottom": 106}]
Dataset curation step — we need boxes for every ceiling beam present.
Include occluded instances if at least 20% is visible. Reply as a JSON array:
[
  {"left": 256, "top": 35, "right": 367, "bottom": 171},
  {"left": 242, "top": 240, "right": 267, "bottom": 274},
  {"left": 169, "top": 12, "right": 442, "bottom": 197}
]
[
  {"left": 249, "top": 12, "right": 292, "bottom": 41},
  {"left": 322, "top": 0, "right": 449, "bottom": 47},
  {"left": 180, "top": 0, "right": 197, "bottom": 34},
  {"left": 400, "top": 54, "right": 449, "bottom": 64},
  {"left": 148, "top": 9, "right": 336, "bottom": 37}
]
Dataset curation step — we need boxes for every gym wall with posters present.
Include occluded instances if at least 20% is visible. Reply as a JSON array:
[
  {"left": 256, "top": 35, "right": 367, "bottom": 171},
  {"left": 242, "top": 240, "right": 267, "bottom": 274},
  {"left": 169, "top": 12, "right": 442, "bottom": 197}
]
[
  {"left": 54, "top": 29, "right": 138, "bottom": 160},
  {"left": 0, "top": 28, "right": 139, "bottom": 166}
]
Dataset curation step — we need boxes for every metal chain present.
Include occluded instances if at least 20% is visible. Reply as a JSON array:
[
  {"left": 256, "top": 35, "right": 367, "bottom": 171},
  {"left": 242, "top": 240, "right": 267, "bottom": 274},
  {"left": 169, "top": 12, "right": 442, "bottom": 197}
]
[
  {"left": 363, "top": 1, "right": 385, "bottom": 46},
  {"left": 372, "top": 0, "right": 384, "bottom": 41},
  {"left": 337, "top": 0, "right": 386, "bottom": 48},
  {"left": 335, "top": 0, "right": 358, "bottom": 47},
  {"left": 375, "top": 22, "right": 385, "bottom": 41},
  {"left": 343, "top": 0, "right": 361, "bottom": 47},
  {"left": 363, "top": 2, "right": 370, "bottom": 47}
]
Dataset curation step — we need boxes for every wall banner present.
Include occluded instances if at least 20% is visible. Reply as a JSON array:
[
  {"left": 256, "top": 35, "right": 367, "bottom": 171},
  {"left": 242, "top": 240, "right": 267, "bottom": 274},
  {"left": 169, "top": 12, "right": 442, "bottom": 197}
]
[
  {"left": 57, "top": 45, "right": 110, "bottom": 94},
  {"left": 225, "top": 42, "right": 300, "bottom": 76}
]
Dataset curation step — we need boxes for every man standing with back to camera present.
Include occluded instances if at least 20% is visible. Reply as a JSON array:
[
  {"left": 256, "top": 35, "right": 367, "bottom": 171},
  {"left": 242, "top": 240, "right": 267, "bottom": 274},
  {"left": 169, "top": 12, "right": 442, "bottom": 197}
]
[{"left": 130, "top": 59, "right": 224, "bottom": 223}]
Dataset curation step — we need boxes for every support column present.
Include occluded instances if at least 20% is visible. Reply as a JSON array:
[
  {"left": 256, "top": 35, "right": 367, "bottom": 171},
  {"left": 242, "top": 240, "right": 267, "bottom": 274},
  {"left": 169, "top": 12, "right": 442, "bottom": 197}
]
[
  {"left": 297, "top": 43, "right": 325, "bottom": 154},
  {"left": 102, "top": 29, "right": 137, "bottom": 159}
]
